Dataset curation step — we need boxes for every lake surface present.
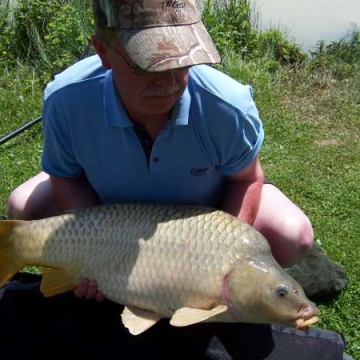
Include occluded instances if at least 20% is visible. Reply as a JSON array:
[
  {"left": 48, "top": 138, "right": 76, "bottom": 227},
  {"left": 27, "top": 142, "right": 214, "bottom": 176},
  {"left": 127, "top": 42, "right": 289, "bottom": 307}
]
[{"left": 250, "top": 0, "right": 360, "bottom": 52}]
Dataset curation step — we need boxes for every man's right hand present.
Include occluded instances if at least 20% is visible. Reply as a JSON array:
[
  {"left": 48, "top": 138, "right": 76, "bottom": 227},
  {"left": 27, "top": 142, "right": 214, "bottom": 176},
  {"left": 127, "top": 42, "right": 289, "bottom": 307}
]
[{"left": 74, "top": 278, "right": 105, "bottom": 302}]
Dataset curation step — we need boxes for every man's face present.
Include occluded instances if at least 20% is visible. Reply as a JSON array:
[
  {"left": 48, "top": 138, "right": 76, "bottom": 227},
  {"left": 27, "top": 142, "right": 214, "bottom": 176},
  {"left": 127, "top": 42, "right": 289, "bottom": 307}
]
[{"left": 94, "top": 36, "right": 190, "bottom": 121}]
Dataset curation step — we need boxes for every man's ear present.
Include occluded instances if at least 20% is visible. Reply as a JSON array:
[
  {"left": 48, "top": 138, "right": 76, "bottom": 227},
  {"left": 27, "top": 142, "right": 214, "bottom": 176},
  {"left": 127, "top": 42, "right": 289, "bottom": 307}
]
[{"left": 92, "top": 34, "right": 111, "bottom": 69}]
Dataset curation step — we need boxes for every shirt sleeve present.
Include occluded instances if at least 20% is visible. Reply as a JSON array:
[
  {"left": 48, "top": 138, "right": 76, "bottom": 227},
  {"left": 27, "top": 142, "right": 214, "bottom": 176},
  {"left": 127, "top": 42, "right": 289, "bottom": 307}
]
[
  {"left": 219, "top": 90, "right": 263, "bottom": 175},
  {"left": 204, "top": 85, "right": 264, "bottom": 176},
  {"left": 41, "top": 93, "right": 83, "bottom": 178}
]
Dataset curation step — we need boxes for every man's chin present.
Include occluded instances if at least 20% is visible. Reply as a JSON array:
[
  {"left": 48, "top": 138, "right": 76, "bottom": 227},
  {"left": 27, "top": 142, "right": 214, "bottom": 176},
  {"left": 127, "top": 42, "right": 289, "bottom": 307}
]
[{"left": 142, "top": 95, "right": 179, "bottom": 113}]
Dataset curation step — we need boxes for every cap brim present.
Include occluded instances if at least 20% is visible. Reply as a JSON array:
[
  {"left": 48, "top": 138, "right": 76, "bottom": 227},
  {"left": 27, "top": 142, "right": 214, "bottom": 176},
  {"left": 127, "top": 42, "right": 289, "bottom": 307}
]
[{"left": 117, "top": 22, "right": 221, "bottom": 72}]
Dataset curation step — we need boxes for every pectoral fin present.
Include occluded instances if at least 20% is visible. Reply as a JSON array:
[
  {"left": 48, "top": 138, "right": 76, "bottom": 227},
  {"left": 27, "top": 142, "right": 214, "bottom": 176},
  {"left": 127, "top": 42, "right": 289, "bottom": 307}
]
[
  {"left": 40, "top": 267, "right": 76, "bottom": 297},
  {"left": 170, "top": 304, "right": 228, "bottom": 327},
  {"left": 121, "top": 306, "right": 162, "bottom": 335}
]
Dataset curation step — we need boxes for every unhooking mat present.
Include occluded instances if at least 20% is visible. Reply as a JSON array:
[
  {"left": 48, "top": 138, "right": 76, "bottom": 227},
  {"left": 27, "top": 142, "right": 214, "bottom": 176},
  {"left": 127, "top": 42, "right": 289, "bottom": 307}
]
[{"left": 0, "top": 272, "right": 347, "bottom": 360}]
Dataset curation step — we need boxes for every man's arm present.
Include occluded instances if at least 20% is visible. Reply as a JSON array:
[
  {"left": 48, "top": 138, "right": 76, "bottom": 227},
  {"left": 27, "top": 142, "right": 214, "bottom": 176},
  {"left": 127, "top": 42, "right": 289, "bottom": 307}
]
[
  {"left": 50, "top": 172, "right": 101, "bottom": 212},
  {"left": 220, "top": 157, "right": 264, "bottom": 225}
]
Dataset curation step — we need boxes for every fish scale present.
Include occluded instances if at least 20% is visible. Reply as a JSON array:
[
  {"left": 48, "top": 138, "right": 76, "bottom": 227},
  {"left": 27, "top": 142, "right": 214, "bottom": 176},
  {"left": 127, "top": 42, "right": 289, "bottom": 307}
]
[{"left": 0, "top": 203, "right": 319, "bottom": 335}]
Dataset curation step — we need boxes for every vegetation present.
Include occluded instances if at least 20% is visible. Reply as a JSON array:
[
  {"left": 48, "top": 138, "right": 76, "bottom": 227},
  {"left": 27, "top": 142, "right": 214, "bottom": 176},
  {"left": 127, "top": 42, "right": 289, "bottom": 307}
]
[
  {"left": 0, "top": 0, "right": 359, "bottom": 358},
  {"left": 0, "top": 0, "right": 93, "bottom": 83}
]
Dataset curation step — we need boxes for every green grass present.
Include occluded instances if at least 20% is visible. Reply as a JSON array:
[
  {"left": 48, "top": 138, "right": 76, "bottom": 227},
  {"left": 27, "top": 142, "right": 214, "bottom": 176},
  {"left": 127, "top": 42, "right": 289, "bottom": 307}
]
[
  {"left": 1, "top": 54, "right": 360, "bottom": 358},
  {"left": 0, "top": 65, "right": 43, "bottom": 211}
]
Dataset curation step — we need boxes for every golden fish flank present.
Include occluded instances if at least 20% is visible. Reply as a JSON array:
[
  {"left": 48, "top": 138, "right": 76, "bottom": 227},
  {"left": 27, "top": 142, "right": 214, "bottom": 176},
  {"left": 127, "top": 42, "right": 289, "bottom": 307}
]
[{"left": 0, "top": 203, "right": 319, "bottom": 335}]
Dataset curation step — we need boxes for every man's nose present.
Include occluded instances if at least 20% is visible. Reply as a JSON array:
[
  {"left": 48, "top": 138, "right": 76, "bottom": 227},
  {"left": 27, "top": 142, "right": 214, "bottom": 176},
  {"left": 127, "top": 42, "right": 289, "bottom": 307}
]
[{"left": 153, "top": 70, "right": 177, "bottom": 87}]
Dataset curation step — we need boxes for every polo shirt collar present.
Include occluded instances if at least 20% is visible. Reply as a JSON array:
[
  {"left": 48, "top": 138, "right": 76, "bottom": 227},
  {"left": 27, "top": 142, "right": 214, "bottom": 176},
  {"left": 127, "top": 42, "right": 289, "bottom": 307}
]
[
  {"left": 104, "top": 70, "right": 132, "bottom": 128},
  {"left": 103, "top": 70, "right": 191, "bottom": 128},
  {"left": 170, "top": 87, "right": 191, "bottom": 127}
]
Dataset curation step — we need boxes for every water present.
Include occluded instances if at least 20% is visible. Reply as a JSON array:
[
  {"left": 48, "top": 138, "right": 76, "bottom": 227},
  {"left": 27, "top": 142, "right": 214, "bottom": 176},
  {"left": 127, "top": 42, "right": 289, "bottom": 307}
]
[{"left": 250, "top": 0, "right": 360, "bottom": 52}]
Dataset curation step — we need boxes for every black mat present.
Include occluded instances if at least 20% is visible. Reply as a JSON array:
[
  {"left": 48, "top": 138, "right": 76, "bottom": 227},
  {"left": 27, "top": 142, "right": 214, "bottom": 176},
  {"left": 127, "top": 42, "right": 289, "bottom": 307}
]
[{"left": 0, "top": 272, "right": 347, "bottom": 360}]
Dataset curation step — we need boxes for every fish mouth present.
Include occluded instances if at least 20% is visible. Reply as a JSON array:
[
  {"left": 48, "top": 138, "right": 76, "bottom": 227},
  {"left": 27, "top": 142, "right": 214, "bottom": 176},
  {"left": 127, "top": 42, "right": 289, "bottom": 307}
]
[
  {"left": 291, "top": 303, "right": 319, "bottom": 330},
  {"left": 295, "top": 315, "right": 319, "bottom": 330}
]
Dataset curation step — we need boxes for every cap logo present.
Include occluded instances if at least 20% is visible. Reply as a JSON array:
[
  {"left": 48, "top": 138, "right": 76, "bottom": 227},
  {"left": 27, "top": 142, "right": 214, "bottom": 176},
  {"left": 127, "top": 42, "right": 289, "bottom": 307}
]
[
  {"left": 160, "top": 0, "right": 186, "bottom": 10},
  {"left": 160, "top": 0, "right": 186, "bottom": 22}
]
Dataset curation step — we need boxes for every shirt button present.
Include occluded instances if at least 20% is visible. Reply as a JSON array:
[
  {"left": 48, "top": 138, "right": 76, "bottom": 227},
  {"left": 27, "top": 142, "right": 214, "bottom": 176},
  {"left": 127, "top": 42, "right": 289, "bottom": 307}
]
[{"left": 153, "top": 157, "right": 160, "bottom": 163}]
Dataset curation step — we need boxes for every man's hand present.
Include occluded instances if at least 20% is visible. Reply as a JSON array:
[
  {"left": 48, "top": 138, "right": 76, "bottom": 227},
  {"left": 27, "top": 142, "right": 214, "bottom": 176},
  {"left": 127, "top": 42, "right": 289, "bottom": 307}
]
[{"left": 74, "top": 279, "right": 105, "bottom": 302}]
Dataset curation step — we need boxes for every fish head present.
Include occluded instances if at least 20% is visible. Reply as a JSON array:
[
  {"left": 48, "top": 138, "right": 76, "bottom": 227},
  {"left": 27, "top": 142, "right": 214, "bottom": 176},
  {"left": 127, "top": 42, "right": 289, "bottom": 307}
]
[{"left": 224, "top": 255, "right": 319, "bottom": 329}]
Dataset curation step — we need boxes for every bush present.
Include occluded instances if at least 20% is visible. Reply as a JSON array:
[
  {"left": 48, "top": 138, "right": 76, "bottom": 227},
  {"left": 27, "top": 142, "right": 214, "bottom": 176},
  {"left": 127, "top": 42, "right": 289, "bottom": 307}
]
[
  {"left": 202, "top": 1, "right": 306, "bottom": 67},
  {"left": 258, "top": 29, "right": 307, "bottom": 66},
  {"left": 202, "top": 0, "right": 258, "bottom": 59},
  {"left": 309, "top": 29, "right": 360, "bottom": 80},
  {"left": 0, "top": 1, "right": 15, "bottom": 67},
  {"left": 0, "top": 0, "right": 93, "bottom": 82}
]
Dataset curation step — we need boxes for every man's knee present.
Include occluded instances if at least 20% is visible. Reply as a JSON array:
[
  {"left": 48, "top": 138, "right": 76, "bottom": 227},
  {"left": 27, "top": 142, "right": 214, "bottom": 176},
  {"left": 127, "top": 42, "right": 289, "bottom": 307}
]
[
  {"left": 282, "top": 214, "right": 314, "bottom": 265},
  {"left": 7, "top": 186, "right": 27, "bottom": 220},
  {"left": 6, "top": 173, "right": 59, "bottom": 220},
  {"left": 298, "top": 216, "right": 314, "bottom": 257},
  {"left": 259, "top": 213, "right": 314, "bottom": 268}
]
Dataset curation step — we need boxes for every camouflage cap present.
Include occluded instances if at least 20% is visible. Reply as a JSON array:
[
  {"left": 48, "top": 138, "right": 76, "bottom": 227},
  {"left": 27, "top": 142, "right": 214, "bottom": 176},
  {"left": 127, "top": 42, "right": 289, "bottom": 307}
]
[{"left": 94, "top": 0, "right": 221, "bottom": 72}]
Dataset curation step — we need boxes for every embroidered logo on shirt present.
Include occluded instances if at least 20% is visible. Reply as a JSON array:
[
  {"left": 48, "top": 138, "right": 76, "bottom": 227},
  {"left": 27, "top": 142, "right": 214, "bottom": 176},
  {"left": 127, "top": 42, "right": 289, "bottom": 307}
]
[{"left": 191, "top": 168, "right": 209, "bottom": 177}]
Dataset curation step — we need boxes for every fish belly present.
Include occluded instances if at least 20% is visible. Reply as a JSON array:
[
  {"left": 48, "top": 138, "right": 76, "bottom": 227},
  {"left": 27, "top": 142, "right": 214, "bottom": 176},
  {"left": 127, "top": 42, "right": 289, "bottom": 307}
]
[{"left": 13, "top": 203, "right": 265, "bottom": 316}]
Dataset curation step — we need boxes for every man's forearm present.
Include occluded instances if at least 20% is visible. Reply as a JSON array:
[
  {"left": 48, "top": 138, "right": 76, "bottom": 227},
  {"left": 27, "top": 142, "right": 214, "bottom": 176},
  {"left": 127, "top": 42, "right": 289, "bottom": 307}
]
[
  {"left": 221, "top": 178, "right": 263, "bottom": 225},
  {"left": 50, "top": 173, "right": 101, "bottom": 212}
]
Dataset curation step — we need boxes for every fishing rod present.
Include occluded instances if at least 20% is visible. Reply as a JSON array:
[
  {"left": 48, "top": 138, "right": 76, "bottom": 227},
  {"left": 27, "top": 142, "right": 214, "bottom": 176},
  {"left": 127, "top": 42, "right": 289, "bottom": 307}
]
[
  {"left": 0, "top": 41, "right": 92, "bottom": 147},
  {"left": 0, "top": 116, "right": 42, "bottom": 146}
]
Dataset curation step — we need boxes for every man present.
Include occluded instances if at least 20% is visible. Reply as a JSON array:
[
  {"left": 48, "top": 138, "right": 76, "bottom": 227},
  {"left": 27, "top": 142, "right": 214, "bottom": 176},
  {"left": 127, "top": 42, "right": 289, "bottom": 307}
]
[{"left": 7, "top": 0, "right": 313, "bottom": 301}]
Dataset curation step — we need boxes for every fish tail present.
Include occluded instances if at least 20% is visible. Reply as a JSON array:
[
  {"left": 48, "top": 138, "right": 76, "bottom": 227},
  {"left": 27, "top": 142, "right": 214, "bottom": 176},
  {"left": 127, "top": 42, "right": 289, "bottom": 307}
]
[{"left": 0, "top": 220, "right": 25, "bottom": 287}]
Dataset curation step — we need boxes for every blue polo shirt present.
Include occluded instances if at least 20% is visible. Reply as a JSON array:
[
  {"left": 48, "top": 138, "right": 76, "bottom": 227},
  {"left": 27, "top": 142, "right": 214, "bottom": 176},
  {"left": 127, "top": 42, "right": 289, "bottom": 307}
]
[{"left": 42, "top": 55, "right": 264, "bottom": 207}]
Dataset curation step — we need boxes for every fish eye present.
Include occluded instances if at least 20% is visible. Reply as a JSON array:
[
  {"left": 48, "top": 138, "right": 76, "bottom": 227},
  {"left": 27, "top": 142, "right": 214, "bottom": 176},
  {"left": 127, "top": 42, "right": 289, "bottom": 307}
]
[{"left": 277, "top": 284, "right": 290, "bottom": 297}]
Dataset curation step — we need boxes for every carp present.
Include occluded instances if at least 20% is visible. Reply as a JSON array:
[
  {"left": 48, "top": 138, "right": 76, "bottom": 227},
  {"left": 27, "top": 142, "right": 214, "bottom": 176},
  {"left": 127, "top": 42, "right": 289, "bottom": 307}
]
[{"left": 0, "top": 203, "right": 319, "bottom": 335}]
